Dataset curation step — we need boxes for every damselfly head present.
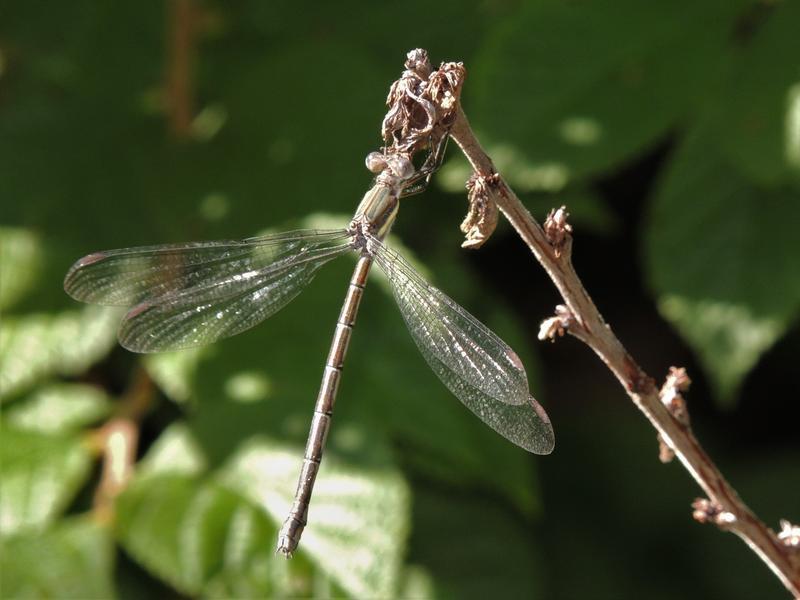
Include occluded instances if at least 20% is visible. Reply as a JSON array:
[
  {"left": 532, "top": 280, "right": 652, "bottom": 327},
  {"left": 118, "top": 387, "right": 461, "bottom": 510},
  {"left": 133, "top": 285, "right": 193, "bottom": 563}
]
[
  {"left": 386, "top": 154, "right": 414, "bottom": 180},
  {"left": 366, "top": 151, "right": 415, "bottom": 183}
]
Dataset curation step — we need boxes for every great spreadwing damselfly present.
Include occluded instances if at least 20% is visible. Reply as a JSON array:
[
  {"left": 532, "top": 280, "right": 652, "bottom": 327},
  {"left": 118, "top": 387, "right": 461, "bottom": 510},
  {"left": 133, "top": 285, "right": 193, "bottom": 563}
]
[{"left": 64, "top": 141, "right": 555, "bottom": 556}]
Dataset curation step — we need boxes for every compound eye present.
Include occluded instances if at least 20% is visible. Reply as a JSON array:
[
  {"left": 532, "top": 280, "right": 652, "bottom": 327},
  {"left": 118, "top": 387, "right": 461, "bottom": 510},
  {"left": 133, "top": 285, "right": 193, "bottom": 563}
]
[
  {"left": 387, "top": 155, "right": 414, "bottom": 180},
  {"left": 365, "top": 152, "right": 387, "bottom": 174}
]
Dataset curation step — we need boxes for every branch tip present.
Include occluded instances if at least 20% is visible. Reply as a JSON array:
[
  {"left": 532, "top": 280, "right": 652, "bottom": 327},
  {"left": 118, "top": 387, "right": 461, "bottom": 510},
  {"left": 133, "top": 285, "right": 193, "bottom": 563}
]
[
  {"left": 404, "top": 48, "right": 432, "bottom": 78},
  {"left": 381, "top": 50, "right": 464, "bottom": 160}
]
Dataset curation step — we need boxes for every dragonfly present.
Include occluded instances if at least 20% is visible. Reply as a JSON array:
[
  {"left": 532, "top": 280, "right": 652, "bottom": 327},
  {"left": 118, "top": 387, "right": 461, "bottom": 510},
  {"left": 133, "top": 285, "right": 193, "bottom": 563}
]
[{"left": 64, "top": 141, "right": 555, "bottom": 556}]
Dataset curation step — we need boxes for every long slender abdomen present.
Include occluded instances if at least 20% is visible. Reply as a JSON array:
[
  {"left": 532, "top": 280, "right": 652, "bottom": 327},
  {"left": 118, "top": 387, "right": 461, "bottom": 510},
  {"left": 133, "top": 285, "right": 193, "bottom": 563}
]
[{"left": 276, "top": 254, "right": 372, "bottom": 555}]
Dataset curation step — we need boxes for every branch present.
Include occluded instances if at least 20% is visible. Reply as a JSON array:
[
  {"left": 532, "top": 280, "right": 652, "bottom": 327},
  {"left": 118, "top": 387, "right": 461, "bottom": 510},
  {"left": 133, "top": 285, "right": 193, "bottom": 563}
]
[
  {"left": 165, "top": 0, "right": 196, "bottom": 139},
  {"left": 87, "top": 367, "right": 153, "bottom": 523},
  {"left": 446, "top": 91, "right": 800, "bottom": 596}
]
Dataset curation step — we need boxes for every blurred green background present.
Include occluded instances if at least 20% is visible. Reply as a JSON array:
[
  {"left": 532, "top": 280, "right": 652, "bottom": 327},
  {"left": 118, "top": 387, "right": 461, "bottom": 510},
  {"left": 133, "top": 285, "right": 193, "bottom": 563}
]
[{"left": 2, "top": 1, "right": 799, "bottom": 598}]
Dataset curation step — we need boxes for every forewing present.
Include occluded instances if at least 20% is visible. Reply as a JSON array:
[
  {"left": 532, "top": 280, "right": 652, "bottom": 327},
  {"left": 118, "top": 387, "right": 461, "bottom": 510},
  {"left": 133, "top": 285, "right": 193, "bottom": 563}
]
[
  {"left": 64, "top": 229, "right": 350, "bottom": 306},
  {"left": 64, "top": 229, "right": 352, "bottom": 353},
  {"left": 373, "top": 238, "right": 554, "bottom": 454}
]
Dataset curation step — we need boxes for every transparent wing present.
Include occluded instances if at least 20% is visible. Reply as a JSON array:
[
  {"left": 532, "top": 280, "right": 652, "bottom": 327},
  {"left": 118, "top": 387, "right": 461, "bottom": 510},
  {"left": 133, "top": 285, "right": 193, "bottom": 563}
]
[
  {"left": 372, "top": 237, "right": 554, "bottom": 454},
  {"left": 65, "top": 229, "right": 351, "bottom": 305},
  {"left": 64, "top": 229, "right": 352, "bottom": 353}
]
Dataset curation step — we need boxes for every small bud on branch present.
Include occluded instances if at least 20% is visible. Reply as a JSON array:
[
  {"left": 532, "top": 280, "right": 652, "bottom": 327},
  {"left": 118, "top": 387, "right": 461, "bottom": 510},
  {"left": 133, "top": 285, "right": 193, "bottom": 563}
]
[
  {"left": 543, "top": 206, "right": 573, "bottom": 258},
  {"left": 461, "top": 173, "right": 500, "bottom": 249}
]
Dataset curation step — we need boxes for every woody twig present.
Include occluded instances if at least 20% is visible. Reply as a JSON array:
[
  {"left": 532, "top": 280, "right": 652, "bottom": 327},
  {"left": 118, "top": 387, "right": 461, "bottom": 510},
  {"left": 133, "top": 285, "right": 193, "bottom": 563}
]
[{"left": 405, "top": 48, "right": 800, "bottom": 596}]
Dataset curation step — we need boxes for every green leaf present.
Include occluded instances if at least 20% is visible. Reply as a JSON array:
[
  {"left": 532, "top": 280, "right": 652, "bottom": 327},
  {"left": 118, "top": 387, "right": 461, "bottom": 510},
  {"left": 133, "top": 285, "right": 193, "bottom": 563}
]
[
  {"left": 125, "top": 428, "right": 329, "bottom": 598},
  {"left": 115, "top": 472, "right": 320, "bottom": 598},
  {"left": 0, "top": 516, "right": 116, "bottom": 599},
  {"left": 657, "top": 296, "right": 787, "bottom": 402},
  {"left": 470, "top": 0, "right": 745, "bottom": 186},
  {"left": 0, "top": 306, "right": 119, "bottom": 400},
  {"left": 0, "top": 427, "right": 92, "bottom": 536},
  {"left": 644, "top": 130, "right": 800, "bottom": 402},
  {"left": 220, "top": 437, "right": 411, "bottom": 600},
  {"left": 711, "top": 1, "right": 800, "bottom": 185},
  {"left": 136, "top": 422, "right": 208, "bottom": 478},
  {"left": 143, "top": 347, "right": 204, "bottom": 405},
  {"left": 5, "top": 383, "right": 111, "bottom": 433},
  {"left": 397, "top": 565, "right": 437, "bottom": 600},
  {"left": 0, "top": 227, "right": 43, "bottom": 311}
]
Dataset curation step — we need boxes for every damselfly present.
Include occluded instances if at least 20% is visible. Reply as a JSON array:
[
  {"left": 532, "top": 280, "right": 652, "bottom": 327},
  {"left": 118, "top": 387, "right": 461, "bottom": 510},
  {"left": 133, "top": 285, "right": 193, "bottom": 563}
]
[{"left": 64, "top": 145, "right": 555, "bottom": 556}]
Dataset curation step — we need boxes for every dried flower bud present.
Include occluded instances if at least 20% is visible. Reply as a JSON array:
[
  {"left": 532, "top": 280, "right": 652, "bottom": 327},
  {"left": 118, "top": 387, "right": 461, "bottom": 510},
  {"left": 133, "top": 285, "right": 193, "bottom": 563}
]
[
  {"left": 382, "top": 50, "right": 463, "bottom": 159},
  {"left": 692, "top": 498, "right": 736, "bottom": 528},
  {"left": 461, "top": 174, "right": 499, "bottom": 249},
  {"left": 660, "top": 366, "right": 691, "bottom": 426},
  {"left": 666, "top": 366, "right": 691, "bottom": 392},
  {"left": 657, "top": 434, "right": 675, "bottom": 463},
  {"left": 428, "top": 62, "right": 465, "bottom": 115},
  {"left": 405, "top": 49, "right": 431, "bottom": 77},
  {"left": 544, "top": 206, "right": 572, "bottom": 258},
  {"left": 778, "top": 520, "right": 800, "bottom": 547},
  {"left": 538, "top": 305, "right": 573, "bottom": 341}
]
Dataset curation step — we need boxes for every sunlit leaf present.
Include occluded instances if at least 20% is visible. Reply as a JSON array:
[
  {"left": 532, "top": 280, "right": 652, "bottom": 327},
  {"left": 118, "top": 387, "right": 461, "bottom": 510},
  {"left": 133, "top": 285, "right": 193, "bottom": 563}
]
[
  {"left": 0, "top": 427, "right": 92, "bottom": 536},
  {"left": 470, "top": 0, "right": 746, "bottom": 185},
  {"left": 711, "top": 1, "right": 800, "bottom": 185},
  {"left": 143, "top": 347, "right": 205, "bottom": 405},
  {"left": 0, "top": 516, "right": 116, "bottom": 599},
  {"left": 220, "top": 437, "right": 410, "bottom": 599},
  {"left": 397, "top": 565, "right": 437, "bottom": 600},
  {"left": 0, "top": 306, "right": 120, "bottom": 400},
  {"left": 115, "top": 473, "right": 311, "bottom": 598},
  {"left": 118, "top": 428, "right": 288, "bottom": 596},
  {"left": 658, "top": 295, "right": 787, "bottom": 402},
  {"left": 644, "top": 130, "right": 800, "bottom": 402},
  {"left": 5, "top": 383, "right": 111, "bottom": 432},
  {"left": 0, "top": 227, "right": 43, "bottom": 311},
  {"left": 136, "top": 422, "right": 208, "bottom": 478}
]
